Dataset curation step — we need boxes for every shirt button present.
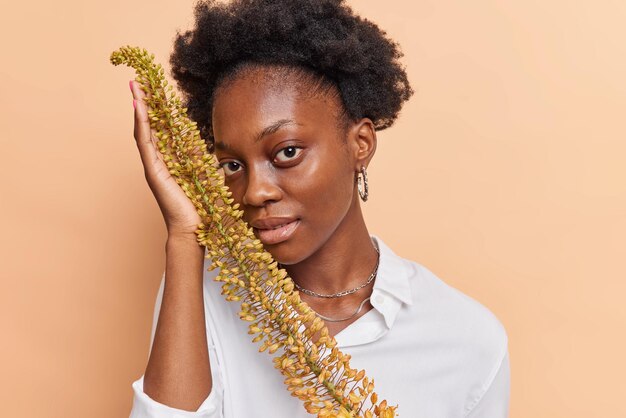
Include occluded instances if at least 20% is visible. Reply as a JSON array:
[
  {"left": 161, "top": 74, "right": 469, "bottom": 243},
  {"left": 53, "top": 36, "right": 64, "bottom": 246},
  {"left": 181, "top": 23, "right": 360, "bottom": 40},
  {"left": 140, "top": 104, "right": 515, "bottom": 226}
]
[{"left": 375, "top": 295, "right": 385, "bottom": 304}]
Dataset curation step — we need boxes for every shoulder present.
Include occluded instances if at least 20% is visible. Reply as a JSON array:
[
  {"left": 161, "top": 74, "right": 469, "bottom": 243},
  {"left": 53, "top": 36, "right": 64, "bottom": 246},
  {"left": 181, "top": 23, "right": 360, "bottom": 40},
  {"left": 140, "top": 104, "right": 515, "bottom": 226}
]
[
  {"left": 405, "top": 258, "right": 509, "bottom": 401},
  {"left": 408, "top": 259, "right": 508, "bottom": 352}
]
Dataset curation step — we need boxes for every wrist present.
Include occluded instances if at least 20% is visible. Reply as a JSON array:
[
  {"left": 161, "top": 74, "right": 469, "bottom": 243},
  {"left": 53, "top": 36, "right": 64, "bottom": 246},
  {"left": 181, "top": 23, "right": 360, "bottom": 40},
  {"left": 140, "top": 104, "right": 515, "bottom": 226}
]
[{"left": 166, "top": 232, "right": 202, "bottom": 248}]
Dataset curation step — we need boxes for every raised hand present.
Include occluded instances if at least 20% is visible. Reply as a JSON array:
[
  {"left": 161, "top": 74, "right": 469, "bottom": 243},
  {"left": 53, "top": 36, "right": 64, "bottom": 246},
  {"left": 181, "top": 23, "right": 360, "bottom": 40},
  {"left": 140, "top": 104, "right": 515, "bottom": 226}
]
[{"left": 129, "top": 80, "right": 202, "bottom": 239}]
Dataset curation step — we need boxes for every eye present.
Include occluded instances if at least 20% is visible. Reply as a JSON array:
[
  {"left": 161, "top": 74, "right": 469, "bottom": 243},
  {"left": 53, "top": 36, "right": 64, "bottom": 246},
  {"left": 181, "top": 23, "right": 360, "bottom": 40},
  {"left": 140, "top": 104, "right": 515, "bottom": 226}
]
[
  {"left": 274, "top": 146, "right": 303, "bottom": 163},
  {"left": 220, "top": 161, "right": 243, "bottom": 176}
]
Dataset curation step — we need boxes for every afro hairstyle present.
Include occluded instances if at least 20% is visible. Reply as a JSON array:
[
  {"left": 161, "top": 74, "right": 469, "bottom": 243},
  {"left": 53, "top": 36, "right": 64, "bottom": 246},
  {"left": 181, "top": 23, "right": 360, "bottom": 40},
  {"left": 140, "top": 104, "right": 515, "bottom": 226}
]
[{"left": 169, "top": 0, "right": 414, "bottom": 152}]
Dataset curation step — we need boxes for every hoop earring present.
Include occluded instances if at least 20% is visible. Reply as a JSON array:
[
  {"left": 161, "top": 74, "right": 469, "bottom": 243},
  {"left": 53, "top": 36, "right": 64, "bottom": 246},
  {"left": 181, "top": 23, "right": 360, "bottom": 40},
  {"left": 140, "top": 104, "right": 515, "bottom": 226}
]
[{"left": 357, "top": 166, "right": 369, "bottom": 202}]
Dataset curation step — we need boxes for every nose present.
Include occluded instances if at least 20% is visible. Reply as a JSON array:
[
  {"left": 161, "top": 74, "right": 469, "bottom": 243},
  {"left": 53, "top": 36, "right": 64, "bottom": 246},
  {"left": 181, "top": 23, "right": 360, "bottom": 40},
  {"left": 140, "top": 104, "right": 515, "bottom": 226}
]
[{"left": 242, "top": 164, "right": 282, "bottom": 207}]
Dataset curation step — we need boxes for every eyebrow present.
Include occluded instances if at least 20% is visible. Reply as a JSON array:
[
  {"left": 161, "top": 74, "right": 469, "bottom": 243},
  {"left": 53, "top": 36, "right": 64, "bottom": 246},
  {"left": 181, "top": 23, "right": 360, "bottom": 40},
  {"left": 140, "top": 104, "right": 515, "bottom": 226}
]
[{"left": 214, "top": 118, "right": 299, "bottom": 152}]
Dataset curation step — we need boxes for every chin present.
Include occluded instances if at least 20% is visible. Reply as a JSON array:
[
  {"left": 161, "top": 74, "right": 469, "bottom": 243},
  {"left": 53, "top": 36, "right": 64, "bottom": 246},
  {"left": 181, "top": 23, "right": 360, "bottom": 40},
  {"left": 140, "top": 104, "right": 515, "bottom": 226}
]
[
  {"left": 260, "top": 234, "right": 314, "bottom": 266},
  {"left": 261, "top": 241, "right": 301, "bottom": 266}
]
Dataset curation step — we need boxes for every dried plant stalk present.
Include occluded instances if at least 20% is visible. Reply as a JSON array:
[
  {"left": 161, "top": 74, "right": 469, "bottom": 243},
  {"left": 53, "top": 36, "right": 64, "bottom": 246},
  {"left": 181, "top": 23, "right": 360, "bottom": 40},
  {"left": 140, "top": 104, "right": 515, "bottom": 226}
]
[{"left": 110, "top": 45, "right": 398, "bottom": 418}]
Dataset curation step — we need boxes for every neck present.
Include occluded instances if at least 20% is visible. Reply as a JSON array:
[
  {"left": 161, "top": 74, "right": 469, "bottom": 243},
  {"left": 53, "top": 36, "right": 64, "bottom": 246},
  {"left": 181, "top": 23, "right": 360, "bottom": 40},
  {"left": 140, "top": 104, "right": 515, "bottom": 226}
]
[{"left": 281, "top": 204, "right": 379, "bottom": 297}]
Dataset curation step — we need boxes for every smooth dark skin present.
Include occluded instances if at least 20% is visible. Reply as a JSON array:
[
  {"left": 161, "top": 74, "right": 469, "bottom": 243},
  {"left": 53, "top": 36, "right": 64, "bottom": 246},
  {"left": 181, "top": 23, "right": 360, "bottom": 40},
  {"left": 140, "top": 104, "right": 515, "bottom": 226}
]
[
  {"left": 130, "top": 64, "right": 379, "bottom": 411},
  {"left": 212, "top": 66, "right": 380, "bottom": 337}
]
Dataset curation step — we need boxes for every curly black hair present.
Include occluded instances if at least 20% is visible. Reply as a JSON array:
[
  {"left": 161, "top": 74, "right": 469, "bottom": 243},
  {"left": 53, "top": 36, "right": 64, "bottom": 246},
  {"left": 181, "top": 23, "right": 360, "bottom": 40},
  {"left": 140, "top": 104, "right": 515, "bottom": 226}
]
[{"left": 169, "top": 0, "right": 414, "bottom": 152}]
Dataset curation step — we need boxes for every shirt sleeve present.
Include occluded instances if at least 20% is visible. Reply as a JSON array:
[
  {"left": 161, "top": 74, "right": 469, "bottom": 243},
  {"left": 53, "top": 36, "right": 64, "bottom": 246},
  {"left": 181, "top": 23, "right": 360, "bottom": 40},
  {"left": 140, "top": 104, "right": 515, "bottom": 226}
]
[
  {"left": 128, "top": 271, "right": 225, "bottom": 418},
  {"left": 464, "top": 350, "right": 511, "bottom": 418}
]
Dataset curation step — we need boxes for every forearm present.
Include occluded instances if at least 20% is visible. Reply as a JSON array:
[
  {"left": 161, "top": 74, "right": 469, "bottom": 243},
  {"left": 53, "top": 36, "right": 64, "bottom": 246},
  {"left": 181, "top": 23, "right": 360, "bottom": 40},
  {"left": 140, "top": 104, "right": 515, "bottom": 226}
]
[{"left": 143, "top": 235, "right": 212, "bottom": 411}]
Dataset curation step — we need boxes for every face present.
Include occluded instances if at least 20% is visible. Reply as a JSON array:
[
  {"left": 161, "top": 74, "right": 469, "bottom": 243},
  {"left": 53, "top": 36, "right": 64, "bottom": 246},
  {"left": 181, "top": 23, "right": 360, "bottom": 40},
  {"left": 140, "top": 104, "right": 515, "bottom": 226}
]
[{"left": 211, "top": 66, "right": 374, "bottom": 265}]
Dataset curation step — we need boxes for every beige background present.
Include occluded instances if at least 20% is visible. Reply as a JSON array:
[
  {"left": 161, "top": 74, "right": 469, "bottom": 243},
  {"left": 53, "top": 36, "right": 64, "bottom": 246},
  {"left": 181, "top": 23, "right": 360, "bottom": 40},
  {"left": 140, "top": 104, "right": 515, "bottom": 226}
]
[{"left": 1, "top": 1, "right": 624, "bottom": 417}]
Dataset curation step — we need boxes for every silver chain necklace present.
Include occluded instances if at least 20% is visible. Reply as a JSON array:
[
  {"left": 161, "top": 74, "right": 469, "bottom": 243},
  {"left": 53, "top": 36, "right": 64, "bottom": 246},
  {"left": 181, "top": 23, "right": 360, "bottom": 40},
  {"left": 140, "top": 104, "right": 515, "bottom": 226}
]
[
  {"left": 312, "top": 296, "right": 372, "bottom": 322},
  {"left": 287, "top": 246, "right": 380, "bottom": 298},
  {"left": 278, "top": 244, "right": 380, "bottom": 322}
]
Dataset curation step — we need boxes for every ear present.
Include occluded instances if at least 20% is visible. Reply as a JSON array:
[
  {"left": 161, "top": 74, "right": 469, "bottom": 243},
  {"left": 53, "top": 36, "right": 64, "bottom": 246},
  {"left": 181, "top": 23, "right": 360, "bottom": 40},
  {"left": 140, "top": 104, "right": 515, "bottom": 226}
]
[{"left": 347, "top": 117, "right": 377, "bottom": 171}]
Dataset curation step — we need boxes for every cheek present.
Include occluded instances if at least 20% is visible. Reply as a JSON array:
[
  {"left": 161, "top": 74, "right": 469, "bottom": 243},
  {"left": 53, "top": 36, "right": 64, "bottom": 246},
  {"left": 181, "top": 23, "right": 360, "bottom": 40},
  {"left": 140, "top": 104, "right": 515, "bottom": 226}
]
[{"left": 287, "top": 150, "right": 354, "bottom": 219}]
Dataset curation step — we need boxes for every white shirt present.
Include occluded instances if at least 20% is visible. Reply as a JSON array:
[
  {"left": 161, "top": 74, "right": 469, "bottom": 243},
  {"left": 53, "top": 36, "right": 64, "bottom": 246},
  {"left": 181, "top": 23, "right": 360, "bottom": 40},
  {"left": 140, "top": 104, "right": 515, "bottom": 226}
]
[{"left": 129, "top": 234, "right": 510, "bottom": 418}]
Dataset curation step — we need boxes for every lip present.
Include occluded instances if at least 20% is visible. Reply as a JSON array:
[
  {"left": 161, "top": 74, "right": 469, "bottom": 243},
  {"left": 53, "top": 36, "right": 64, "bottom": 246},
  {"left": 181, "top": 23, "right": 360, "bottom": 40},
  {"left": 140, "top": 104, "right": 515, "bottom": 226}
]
[
  {"left": 250, "top": 216, "right": 299, "bottom": 229},
  {"left": 250, "top": 217, "right": 300, "bottom": 245}
]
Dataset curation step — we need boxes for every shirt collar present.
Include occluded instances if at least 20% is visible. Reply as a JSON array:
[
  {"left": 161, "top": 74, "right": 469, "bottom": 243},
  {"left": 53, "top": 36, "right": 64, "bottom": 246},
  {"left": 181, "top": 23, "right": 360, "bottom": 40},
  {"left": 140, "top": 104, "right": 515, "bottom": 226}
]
[{"left": 369, "top": 234, "right": 414, "bottom": 328}]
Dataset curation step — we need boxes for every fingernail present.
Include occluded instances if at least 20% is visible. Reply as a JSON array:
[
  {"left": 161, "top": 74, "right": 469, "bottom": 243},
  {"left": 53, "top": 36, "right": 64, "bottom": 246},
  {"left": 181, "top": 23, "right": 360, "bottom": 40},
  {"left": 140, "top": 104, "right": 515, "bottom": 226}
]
[
  {"left": 133, "top": 99, "right": 137, "bottom": 109},
  {"left": 129, "top": 80, "right": 133, "bottom": 91}
]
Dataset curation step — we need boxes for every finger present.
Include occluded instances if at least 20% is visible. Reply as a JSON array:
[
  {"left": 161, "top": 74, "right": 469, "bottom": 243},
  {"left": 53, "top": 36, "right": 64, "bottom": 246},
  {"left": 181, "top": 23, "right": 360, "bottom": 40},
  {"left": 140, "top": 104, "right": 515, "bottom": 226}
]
[
  {"left": 131, "top": 81, "right": 166, "bottom": 163},
  {"left": 130, "top": 81, "right": 160, "bottom": 169}
]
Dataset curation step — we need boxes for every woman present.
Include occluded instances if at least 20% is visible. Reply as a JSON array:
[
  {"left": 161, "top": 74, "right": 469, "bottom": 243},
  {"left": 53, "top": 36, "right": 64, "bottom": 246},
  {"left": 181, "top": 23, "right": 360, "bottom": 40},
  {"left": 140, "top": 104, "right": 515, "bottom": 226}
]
[{"left": 127, "top": 0, "right": 510, "bottom": 417}]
